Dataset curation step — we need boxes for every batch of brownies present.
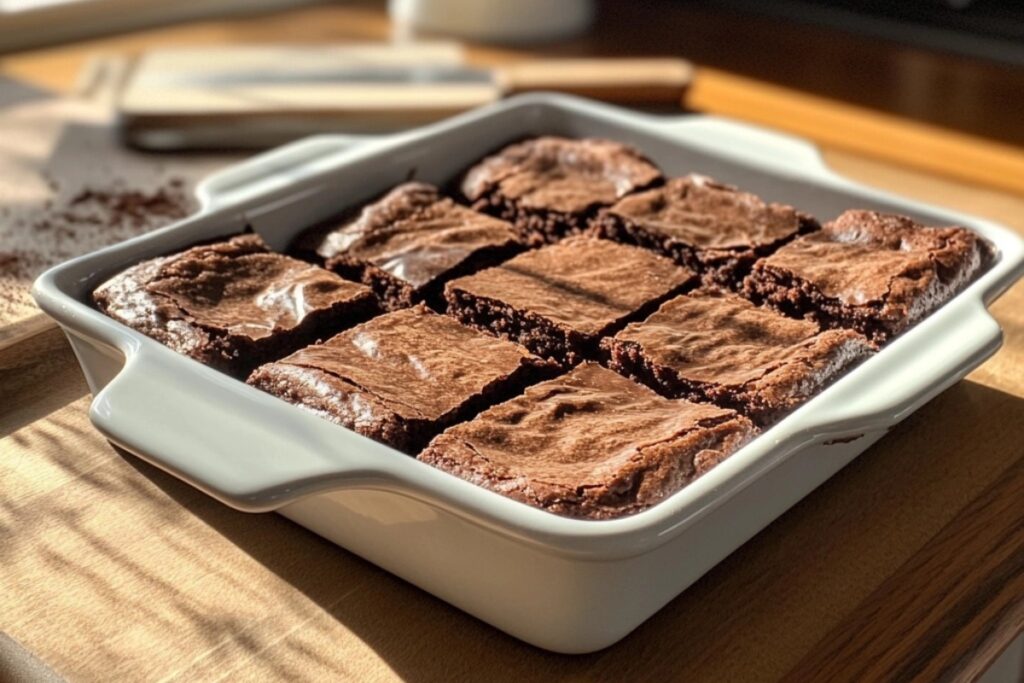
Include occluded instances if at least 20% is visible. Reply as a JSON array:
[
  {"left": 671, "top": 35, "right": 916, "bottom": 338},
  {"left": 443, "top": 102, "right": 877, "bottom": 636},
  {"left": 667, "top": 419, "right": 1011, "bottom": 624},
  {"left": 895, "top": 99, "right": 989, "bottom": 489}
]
[{"left": 93, "top": 137, "right": 992, "bottom": 520}]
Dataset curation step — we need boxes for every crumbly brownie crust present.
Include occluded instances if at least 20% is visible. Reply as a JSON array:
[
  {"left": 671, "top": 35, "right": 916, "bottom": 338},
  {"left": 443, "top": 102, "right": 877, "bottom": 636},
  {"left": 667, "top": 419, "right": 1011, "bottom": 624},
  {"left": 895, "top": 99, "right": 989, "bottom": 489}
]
[
  {"left": 603, "top": 290, "right": 873, "bottom": 426},
  {"left": 418, "top": 363, "right": 757, "bottom": 519},
  {"left": 461, "top": 137, "right": 662, "bottom": 245},
  {"left": 247, "top": 305, "right": 556, "bottom": 454},
  {"left": 93, "top": 234, "right": 376, "bottom": 376},
  {"left": 444, "top": 236, "right": 695, "bottom": 366},
  {"left": 744, "top": 210, "right": 992, "bottom": 343},
  {"left": 590, "top": 175, "right": 817, "bottom": 287},
  {"left": 295, "top": 182, "right": 524, "bottom": 310}
]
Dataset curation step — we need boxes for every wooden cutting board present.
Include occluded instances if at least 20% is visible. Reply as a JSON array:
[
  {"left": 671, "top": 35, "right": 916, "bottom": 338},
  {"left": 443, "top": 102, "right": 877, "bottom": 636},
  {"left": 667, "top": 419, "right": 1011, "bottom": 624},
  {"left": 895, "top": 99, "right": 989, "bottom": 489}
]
[{"left": 117, "top": 45, "right": 692, "bottom": 148}]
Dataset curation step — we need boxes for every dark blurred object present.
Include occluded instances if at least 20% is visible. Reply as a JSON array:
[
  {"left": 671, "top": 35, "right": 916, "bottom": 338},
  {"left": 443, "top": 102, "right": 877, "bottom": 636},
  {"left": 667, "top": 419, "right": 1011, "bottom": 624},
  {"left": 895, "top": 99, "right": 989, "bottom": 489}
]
[
  {"left": 705, "top": 0, "right": 1024, "bottom": 65},
  {"left": 0, "top": 76, "right": 50, "bottom": 108}
]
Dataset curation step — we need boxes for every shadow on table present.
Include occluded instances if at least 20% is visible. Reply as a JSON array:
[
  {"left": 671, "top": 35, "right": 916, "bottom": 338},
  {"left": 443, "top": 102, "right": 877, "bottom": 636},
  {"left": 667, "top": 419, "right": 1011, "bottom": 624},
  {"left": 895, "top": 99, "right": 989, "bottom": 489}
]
[
  {"left": 122, "top": 379, "right": 1024, "bottom": 682},
  {"left": 0, "top": 77, "right": 51, "bottom": 109}
]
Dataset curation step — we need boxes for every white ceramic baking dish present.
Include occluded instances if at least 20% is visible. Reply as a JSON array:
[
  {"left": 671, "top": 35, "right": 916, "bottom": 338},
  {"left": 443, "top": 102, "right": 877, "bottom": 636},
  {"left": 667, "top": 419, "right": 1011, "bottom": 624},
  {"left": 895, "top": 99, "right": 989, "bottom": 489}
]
[{"left": 33, "top": 94, "right": 1024, "bottom": 654}]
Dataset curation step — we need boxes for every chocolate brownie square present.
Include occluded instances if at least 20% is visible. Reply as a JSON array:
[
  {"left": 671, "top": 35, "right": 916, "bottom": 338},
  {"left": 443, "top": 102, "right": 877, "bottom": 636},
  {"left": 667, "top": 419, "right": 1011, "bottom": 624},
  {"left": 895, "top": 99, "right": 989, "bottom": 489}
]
[
  {"left": 590, "top": 175, "right": 817, "bottom": 287},
  {"left": 419, "top": 363, "right": 756, "bottom": 519},
  {"left": 247, "top": 304, "right": 556, "bottom": 454},
  {"left": 461, "top": 137, "right": 662, "bottom": 245},
  {"left": 744, "top": 210, "right": 992, "bottom": 343},
  {"left": 93, "top": 234, "right": 376, "bottom": 377},
  {"left": 603, "top": 289, "right": 873, "bottom": 426},
  {"left": 297, "top": 182, "right": 524, "bottom": 310},
  {"left": 444, "top": 236, "right": 695, "bottom": 366}
]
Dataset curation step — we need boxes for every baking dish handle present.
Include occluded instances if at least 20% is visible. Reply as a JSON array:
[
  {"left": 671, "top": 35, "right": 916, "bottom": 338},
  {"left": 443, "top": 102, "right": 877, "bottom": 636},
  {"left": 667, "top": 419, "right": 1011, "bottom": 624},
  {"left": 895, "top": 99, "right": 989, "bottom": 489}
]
[
  {"left": 656, "top": 114, "right": 828, "bottom": 174},
  {"left": 195, "top": 133, "right": 381, "bottom": 212},
  {"left": 89, "top": 345, "right": 402, "bottom": 512},
  {"left": 798, "top": 295, "right": 1002, "bottom": 437},
  {"left": 657, "top": 115, "right": 1007, "bottom": 433}
]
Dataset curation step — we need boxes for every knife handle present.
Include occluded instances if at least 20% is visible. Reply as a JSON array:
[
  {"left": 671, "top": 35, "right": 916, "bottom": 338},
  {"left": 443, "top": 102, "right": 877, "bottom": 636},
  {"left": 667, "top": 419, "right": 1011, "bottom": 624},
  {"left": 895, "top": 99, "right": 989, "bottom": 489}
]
[{"left": 496, "top": 58, "right": 692, "bottom": 104}]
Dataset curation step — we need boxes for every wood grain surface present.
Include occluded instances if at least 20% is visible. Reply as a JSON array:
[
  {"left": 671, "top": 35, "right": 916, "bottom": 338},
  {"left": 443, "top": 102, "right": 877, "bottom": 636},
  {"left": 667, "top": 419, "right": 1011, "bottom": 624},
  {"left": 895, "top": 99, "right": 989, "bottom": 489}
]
[
  {"left": 786, "top": 460, "right": 1024, "bottom": 683},
  {"left": 687, "top": 69, "right": 1024, "bottom": 196},
  {"left": 1, "top": 1, "right": 1023, "bottom": 680},
  {"left": 0, "top": 143, "right": 1021, "bottom": 683}
]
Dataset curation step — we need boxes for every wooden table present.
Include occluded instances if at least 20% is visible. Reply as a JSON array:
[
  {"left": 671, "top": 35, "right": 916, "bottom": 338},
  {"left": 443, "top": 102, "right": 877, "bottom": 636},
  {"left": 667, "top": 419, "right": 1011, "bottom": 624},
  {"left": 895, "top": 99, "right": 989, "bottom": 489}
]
[{"left": 2, "top": 2, "right": 1022, "bottom": 681}]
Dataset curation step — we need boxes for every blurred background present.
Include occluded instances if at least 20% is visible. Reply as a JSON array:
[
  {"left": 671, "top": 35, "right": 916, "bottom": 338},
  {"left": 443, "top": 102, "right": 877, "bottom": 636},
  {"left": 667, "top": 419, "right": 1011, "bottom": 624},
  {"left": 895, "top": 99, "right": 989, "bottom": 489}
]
[
  {"left": 2, "top": 0, "right": 1023, "bottom": 133},
  {"left": 1, "top": 0, "right": 1023, "bottom": 327},
  {"left": 2, "top": 3, "right": 1024, "bottom": 681}
]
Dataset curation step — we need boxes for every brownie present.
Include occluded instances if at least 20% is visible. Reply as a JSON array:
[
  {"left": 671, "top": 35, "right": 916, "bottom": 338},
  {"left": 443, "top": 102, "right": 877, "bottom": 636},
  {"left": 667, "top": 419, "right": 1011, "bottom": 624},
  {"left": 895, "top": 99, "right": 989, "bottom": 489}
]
[
  {"left": 92, "top": 234, "right": 377, "bottom": 377},
  {"left": 247, "top": 304, "right": 556, "bottom": 454},
  {"left": 298, "top": 182, "right": 524, "bottom": 310},
  {"left": 418, "top": 363, "right": 756, "bottom": 519},
  {"left": 602, "top": 289, "right": 874, "bottom": 426},
  {"left": 461, "top": 137, "right": 662, "bottom": 245},
  {"left": 744, "top": 210, "right": 992, "bottom": 343},
  {"left": 444, "top": 236, "right": 695, "bottom": 366},
  {"left": 590, "top": 175, "right": 818, "bottom": 287}
]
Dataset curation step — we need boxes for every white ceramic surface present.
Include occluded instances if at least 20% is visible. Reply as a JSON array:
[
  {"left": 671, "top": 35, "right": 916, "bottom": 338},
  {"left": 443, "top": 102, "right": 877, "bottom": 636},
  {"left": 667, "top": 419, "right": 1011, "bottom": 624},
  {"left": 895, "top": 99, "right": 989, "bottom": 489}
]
[
  {"left": 388, "top": 0, "right": 594, "bottom": 43},
  {"left": 33, "top": 94, "right": 1024, "bottom": 653}
]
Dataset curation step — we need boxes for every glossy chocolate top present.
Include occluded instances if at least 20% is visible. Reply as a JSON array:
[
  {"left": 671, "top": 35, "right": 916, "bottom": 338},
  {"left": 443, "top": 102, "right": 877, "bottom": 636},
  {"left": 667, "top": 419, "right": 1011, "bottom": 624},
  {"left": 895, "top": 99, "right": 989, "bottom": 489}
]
[
  {"left": 261, "top": 305, "right": 545, "bottom": 422},
  {"left": 419, "top": 363, "right": 755, "bottom": 519},
  {"left": 613, "top": 289, "right": 870, "bottom": 386},
  {"left": 317, "top": 182, "right": 521, "bottom": 288},
  {"left": 756, "top": 210, "right": 988, "bottom": 306},
  {"left": 93, "top": 234, "right": 372, "bottom": 351},
  {"left": 606, "top": 175, "right": 808, "bottom": 249},
  {"left": 445, "top": 237, "right": 693, "bottom": 335},
  {"left": 461, "top": 137, "right": 662, "bottom": 215}
]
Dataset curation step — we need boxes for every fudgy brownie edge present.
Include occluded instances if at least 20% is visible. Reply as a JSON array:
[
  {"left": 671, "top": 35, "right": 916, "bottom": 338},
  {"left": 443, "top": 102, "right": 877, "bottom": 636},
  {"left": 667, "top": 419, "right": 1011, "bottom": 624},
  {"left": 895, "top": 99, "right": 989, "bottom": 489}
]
[{"left": 418, "top": 363, "right": 757, "bottom": 519}]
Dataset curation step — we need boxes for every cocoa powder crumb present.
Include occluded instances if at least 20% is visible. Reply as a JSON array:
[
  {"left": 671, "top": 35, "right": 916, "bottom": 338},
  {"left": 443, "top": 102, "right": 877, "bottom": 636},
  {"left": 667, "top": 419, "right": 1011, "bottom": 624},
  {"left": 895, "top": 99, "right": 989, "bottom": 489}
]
[
  {"left": 2, "top": 177, "right": 194, "bottom": 286},
  {"left": 60, "top": 181, "right": 190, "bottom": 229}
]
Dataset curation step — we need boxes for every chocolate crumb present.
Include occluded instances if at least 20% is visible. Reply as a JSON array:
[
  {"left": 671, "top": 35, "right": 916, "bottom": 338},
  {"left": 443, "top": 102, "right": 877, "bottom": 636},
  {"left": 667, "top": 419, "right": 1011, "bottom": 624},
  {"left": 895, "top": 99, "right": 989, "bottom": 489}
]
[
  {"left": 62, "top": 184, "right": 189, "bottom": 229},
  {"left": 1, "top": 178, "right": 195, "bottom": 297}
]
